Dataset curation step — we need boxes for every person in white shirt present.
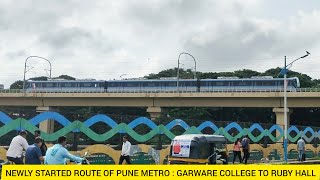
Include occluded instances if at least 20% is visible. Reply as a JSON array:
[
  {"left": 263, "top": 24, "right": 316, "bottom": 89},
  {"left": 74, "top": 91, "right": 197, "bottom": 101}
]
[
  {"left": 119, "top": 135, "right": 131, "bottom": 164},
  {"left": 6, "top": 130, "right": 29, "bottom": 164},
  {"left": 297, "top": 137, "right": 306, "bottom": 162}
]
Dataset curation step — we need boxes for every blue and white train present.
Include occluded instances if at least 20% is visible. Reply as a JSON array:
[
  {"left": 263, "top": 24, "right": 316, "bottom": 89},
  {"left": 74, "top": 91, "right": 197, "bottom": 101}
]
[{"left": 25, "top": 77, "right": 300, "bottom": 92}]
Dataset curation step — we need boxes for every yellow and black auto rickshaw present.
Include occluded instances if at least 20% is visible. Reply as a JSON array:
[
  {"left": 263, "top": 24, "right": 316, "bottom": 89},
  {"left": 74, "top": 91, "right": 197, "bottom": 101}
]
[{"left": 168, "top": 134, "right": 228, "bottom": 164}]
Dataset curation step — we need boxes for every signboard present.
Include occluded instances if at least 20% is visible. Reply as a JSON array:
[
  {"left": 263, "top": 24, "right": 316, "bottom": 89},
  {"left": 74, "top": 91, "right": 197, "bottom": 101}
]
[{"left": 171, "top": 139, "right": 191, "bottom": 157}]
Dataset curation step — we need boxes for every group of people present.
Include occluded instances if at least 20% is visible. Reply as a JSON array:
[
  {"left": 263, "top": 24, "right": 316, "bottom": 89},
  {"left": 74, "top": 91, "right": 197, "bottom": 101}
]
[
  {"left": 232, "top": 135, "right": 306, "bottom": 164},
  {"left": 5, "top": 130, "right": 132, "bottom": 165},
  {"left": 6, "top": 129, "right": 307, "bottom": 165},
  {"left": 6, "top": 130, "right": 84, "bottom": 164},
  {"left": 232, "top": 135, "right": 250, "bottom": 164}
]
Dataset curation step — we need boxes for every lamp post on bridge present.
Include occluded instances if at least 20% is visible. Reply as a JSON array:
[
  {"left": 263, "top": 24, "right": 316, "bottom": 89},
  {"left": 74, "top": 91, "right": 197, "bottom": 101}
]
[
  {"left": 22, "top": 56, "right": 52, "bottom": 94},
  {"left": 177, "top": 52, "right": 197, "bottom": 91},
  {"left": 283, "top": 51, "right": 310, "bottom": 163}
]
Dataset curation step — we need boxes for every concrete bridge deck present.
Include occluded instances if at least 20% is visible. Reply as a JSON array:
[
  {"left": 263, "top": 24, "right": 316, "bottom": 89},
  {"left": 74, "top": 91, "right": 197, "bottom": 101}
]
[{"left": 0, "top": 91, "right": 320, "bottom": 107}]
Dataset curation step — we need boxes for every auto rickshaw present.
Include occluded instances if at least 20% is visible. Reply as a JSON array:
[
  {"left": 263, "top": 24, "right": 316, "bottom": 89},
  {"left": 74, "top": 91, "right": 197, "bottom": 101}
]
[{"left": 168, "top": 134, "right": 228, "bottom": 164}]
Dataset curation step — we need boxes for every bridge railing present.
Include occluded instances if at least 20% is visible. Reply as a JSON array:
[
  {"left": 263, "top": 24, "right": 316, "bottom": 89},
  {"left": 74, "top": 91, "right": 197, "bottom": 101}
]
[
  {"left": 0, "top": 89, "right": 23, "bottom": 93},
  {"left": 1, "top": 88, "right": 320, "bottom": 93}
]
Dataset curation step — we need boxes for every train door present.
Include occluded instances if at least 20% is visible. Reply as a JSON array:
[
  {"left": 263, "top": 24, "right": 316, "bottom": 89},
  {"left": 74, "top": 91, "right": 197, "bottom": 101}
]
[{"left": 104, "top": 81, "right": 108, "bottom": 92}]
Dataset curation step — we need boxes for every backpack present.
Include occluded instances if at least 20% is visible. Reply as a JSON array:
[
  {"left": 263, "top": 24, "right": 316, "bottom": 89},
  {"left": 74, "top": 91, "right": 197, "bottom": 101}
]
[{"left": 241, "top": 138, "right": 248, "bottom": 149}]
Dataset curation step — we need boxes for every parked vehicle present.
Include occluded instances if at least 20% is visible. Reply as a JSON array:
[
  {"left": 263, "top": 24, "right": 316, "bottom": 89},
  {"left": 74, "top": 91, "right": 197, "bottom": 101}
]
[{"left": 168, "top": 134, "right": 228, "bottom": 164}]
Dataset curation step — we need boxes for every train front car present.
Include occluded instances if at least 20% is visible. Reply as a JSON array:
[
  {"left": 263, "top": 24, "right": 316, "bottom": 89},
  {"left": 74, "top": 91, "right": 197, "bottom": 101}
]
[{"left": 199, "top": 76, "right": 300, "bottom": 92}]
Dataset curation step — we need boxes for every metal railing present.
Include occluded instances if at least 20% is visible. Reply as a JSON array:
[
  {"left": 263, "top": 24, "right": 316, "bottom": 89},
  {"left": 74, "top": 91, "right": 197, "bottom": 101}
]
[{"left": 1, "top": 88, "right": 320, "bottom": 94}]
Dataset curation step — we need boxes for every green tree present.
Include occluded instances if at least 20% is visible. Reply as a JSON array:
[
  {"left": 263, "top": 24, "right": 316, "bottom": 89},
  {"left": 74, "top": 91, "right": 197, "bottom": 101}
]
[
  {"left": 312, "top": 79, "right": 320, "bottom": 88},
  {"left": 56, "top": 75, "right": 76, "bottom": 80},
  {"left": 144, "top": 68, "right": 195, "bottom": 79},
  {"left": 263, "top": 68, "right": 314, "bottom": 87},
  {"left": 10, "top": 80, "right": 23, "bottom": 89},
  {"left": 198, "top": 72, "right": 220, "bottom": 79},
  {"left": 167, "top": 107, "right": 212, "bottom": 120},
  {"left": 234, "top": 69, "right": 261, "bottom": 78},
  {"left": 29, "top": 76, "right": 48, "bottom": 81}
]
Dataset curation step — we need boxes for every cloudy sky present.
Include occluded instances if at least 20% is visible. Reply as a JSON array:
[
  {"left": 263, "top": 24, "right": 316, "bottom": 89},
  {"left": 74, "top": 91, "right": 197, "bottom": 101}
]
[{"left": 0, "top": 0, "right": 320, "bottom": 88}]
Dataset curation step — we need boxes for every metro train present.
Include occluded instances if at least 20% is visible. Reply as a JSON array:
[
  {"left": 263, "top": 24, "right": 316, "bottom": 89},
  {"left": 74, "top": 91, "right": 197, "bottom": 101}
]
[{"left": 25, "top": 77, "right": 300, "bottom": 92}]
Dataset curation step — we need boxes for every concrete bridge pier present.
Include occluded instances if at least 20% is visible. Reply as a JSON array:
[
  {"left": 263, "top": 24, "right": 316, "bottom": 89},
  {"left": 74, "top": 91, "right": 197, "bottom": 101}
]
[
  {"left": 147, "top": 106, "right": 162, "bottom": 121},
  {"left": 36, "top": 106, "right": 55, "bottom": 134},
  {"left": 147, "top": 106, "right": 162, "bottom": 150},
  {"left": 273, "top": 107, "right": 292, "bottom": 143}
]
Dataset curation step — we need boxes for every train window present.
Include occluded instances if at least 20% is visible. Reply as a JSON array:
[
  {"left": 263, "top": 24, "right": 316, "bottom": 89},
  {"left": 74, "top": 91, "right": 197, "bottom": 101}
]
[
  {"left": 83, "top": 83, "right": 92, "bottom": 87},
  {"left": 255, "top": 81, "right": 262, "bottom": 86},
  {"left": 118, "top": 82, "right": 125, "bottom": 87},
  {"left": 240, "top": 81, "right": 249, "bottom": 86},
  {"left": 149, "top": 83, "right": 155, "bottom": 87},
  {"left": 127, "top": 82, "right": 139, "bottom": 87},
  {"left": 64, "top": 83, "right": 72, "bottom": 87},
  {"left": 165, "top": 82, "right": 176, "bottom": 86},
  {"left": 184, "top": 81, "right": 196, "bottom": 86},
  {"left": 277, "top": 80, "right": 294, "bottom": 87},
  {"left": 216, "top": 82, "right": 227, "bottom": 86},
  {"left": 200, "top": 81, "right": 208, "bottom": 86},
  {"left": 291, "top": 80, "right": 297, "bottom": 87},
  {"left": 262, "top": 81, "right": 275, "bottom": 86},
  {"left": 154, "top": 82, "right": 162, "bottom": 87},
  {"left": 108, "top": 82, "right": 116, "bottom": 87},
  {"left": 136, "top": 82, "right": 142, "bottom": 87},
  {"left": 46, "top": 83, "right": 54, "bottom": 87},
  {"left": 256, "top": 81, "right": 276, "bottom": 86},
  {"left": 210, "top": 81, "right": 216, "bottom": 86},
  {"left": 146, "top": 82, "right": 155, "bottom": 87},
  {"left": 157, "top": 82, "right": 162, "bottom": 86},
  {"left": 156, "top": 82, "right": 162, "bottom": 87},
  {"left": 181, "top": 82, "right": 186, "bottom": 86},
  {"left": 232, "top": 81, "right": 249, "bottom": 86}
]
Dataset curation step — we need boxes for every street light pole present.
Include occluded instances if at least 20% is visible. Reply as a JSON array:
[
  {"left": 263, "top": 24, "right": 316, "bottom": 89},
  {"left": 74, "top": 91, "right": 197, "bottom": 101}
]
[
  {"left": 22, "top": 56, "right": 52, "bottom": 94},
  {"left": 177, "top": 52, "right": 197, "bottom": 91},
  {"left": 283, "top": 51, "right": 310, "bottom": 163},
  {"left": 283, "top": 55, "right": 288, "bottom": 163}
]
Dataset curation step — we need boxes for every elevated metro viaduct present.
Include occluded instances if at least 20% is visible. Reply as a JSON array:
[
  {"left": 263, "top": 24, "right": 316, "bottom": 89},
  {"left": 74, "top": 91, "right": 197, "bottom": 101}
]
[{"left": 1, "top": 91, "right": 320, "bottom": 139}]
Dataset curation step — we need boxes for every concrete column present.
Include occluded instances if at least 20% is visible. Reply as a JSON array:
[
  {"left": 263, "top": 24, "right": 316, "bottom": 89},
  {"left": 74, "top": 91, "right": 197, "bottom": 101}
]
[
  {"left": 147, "top": 106, "right": 162, "bottom": 121},
  {"left": 36, "top": 106, "right": 55, "bottom": 134},
  {"left": 273, "top": 107, "right": 292, "bottom": 143},
  {"left": 147, "top": 106, "right": 162, "bottom": 150}
]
